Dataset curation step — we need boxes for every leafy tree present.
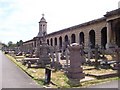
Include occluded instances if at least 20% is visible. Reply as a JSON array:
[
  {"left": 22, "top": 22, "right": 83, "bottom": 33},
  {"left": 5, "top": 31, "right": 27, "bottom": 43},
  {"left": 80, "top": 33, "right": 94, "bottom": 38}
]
[
  {"left": 8, "top": 41, "right": 13, "bottom": 47},
  {"left": 16, "top": 40, "right": 23, "bottom": 47}
]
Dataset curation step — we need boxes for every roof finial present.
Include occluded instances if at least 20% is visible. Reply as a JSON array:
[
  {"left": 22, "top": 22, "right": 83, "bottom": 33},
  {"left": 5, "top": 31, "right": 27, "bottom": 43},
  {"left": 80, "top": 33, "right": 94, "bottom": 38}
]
[{"left": 42, "top": 13, "right": 44, "bottom": 17}]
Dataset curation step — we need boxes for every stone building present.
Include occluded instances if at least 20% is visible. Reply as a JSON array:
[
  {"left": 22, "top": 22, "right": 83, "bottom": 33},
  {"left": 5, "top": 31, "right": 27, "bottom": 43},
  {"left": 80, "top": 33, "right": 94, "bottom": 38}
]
[{"left": 21, "top": 8, "right": 120, "bottom": 53}]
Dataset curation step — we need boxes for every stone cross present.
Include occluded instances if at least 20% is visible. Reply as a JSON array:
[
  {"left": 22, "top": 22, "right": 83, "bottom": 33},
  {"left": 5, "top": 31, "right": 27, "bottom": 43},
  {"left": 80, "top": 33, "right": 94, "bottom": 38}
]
[
  {"left": 50, "top": 46, "right": 55, "bottom": 62},
  {"left": 42, "top": 13, "right": 44, "bottom": 17},
  {"left": 95, "top": 44, "right": 99, "bottom": 69},
  {"left": 54, "top": 46, "right": 59, "bottom": 62},
  {"left": 65, "top": 47, "right": 70, "bottom": 68},
  {"left": 87, "top": 43, "right": 92, "bottom": 63}
]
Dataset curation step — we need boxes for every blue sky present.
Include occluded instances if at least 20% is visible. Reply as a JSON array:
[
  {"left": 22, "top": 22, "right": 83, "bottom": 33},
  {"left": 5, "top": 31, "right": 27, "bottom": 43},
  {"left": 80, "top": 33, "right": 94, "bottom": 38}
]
[{"left": 0, "top": 0, "right": 119, "bottom": 44}]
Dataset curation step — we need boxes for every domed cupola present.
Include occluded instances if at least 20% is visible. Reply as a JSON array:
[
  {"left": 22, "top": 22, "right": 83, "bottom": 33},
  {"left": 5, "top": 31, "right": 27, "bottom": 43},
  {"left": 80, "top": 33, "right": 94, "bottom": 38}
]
[
  {"left": 39, "top": 14, "right": 47, "bottom": 23},
  {"left": 37, "top": 14, "right": 47, "bottom": 37}
]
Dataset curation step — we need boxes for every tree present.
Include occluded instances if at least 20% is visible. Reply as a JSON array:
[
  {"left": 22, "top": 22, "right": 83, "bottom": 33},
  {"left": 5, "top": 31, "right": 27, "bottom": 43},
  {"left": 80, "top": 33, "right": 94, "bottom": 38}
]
[
  {"left": 16, "top": 40, "right": 23, "bottom": 47},
  {"left": 8, "top": 41, "right": 13, "bottom": 47}
]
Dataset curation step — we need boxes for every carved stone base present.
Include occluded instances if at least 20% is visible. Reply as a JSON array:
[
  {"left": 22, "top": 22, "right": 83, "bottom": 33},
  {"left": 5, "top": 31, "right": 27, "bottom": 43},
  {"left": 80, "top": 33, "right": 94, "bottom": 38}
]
[
  {"left": 68, "top": 78, "right": 81, "bottom": 87},
  {"left": 106, "top": 43, "right": 117, "bottom": 49},
  {"left": 38, "top": 56, "right": 51, "bottom": 67}
]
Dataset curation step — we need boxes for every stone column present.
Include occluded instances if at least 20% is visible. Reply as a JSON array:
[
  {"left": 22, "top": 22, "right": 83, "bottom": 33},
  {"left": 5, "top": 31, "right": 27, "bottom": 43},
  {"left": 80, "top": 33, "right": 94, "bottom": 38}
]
[{"left": 106, "top": 21, "right": 114, "bottom": 49}]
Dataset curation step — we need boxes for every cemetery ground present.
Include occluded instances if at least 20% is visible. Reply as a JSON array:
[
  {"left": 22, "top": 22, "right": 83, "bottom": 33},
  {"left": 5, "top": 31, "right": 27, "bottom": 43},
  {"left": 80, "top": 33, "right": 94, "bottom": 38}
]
[{"left": 5, "top": 52, "right": 119, "bottom": 88}]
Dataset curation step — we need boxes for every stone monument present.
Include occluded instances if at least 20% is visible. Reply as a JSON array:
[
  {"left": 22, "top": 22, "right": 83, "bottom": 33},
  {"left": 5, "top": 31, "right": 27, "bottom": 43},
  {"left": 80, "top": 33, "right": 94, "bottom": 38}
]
[
  {"left": 38, "top": 32, "right": 51, "bottom": 67},
  {"left": 95, "top": 44, "right": 100, "bottom": 69},
  {"left": 66, "top": 43, "right": 85, "bottom": 86}
]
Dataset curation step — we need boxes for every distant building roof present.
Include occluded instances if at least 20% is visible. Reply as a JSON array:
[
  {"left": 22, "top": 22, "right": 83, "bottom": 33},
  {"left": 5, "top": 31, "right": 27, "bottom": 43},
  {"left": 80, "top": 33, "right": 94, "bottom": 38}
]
[{"left": 104, "top": 8, "right": 120, "bottom": 17}]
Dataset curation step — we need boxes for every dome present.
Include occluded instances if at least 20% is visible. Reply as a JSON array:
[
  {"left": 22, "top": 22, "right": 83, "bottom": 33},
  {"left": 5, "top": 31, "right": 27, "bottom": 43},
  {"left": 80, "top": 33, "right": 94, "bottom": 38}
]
[
  {"left": 39, "top": 14, "right": 47, "bottom": 23},
  {"left": 40, "top": 17, "right": 46, "bottom": 22}
]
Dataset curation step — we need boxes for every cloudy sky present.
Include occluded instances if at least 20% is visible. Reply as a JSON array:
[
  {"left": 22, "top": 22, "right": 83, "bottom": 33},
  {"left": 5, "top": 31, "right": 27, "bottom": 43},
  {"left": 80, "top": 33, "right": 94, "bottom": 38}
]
[{"left": 0, "top": 0, "right": 119, "bottom": 44}]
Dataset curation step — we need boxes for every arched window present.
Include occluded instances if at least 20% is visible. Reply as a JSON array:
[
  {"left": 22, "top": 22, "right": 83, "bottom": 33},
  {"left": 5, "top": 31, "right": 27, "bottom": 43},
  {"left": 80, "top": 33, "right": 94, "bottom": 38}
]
[
  {"left": 59, "top": 36, "right": 62, "bottom": 48},
  {"left": 101, "top": 27, "right": 107, "bottom": 48},
  {"left": 65, "top": 35, "right": 68, "bottom": 42},
  {"left": 89, "top": 30, "right": 95, "bottom": 48},
  {"left": 47, "top": 39, "right": 49, "bottom": 45},
  {"left": 79, "top": 32, "right": 84, "bottom": 44},
  {"left": 71, "top": 34, "right": 76, "bottom": 43},
  {"left": 50, "top": 38, "right": 53, "bottom": 46},
  {"left": 54, "top": 37, "right": 57, "bottom": 46}
]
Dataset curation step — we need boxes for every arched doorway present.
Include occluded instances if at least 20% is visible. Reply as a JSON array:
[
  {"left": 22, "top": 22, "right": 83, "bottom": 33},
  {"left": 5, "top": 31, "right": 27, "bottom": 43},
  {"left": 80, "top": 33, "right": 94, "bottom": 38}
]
[
  {"left": 64, "top": 35, "right": 69, "bottom": 48},
  {"left": 101, "top": 27, "right": 107, "bottom": 48},
  {"left": 89, "top": 30, "right": 95, "bottom": 48},
  {"left": 59, "top": 36, "right": 62, "bottom": 49},
  {"left": 115, "top": 21, "right": 120, "bottom": 47},
  {"left": 50, "top": 38, "right": 53, "bottom": 46},
  {"left": 47, "top": 39, "right": 49, "bottom": 45},
  {"left": 79, "top": 32, "right": 84, "bottom": 44},
  {"left": 71, "top": 34, "right": 76, "bottom": 43},
  {"left": 54, "top": 37, "right": 57, "bottom": 46},
  {"left": 65, "top": 35, "right": 68, "bottom": 42}
]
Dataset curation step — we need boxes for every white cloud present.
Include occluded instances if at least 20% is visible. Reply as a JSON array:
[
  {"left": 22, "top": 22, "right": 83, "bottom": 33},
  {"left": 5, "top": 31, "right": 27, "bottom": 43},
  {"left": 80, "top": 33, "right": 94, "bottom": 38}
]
[{"left": 0, "top": 0, "right": 119, "bottom": 44}]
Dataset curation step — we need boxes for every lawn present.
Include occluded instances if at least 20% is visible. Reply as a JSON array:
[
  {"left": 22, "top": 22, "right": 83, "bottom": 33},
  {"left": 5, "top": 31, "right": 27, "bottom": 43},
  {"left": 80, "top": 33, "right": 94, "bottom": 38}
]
[{"left": 5, "top": 54, "right": 119, "bottom": 88}]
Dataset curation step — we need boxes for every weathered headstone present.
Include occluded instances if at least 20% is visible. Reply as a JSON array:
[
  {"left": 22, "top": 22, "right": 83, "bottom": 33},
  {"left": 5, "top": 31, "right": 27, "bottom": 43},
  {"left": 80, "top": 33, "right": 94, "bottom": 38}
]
[
  {"left": 79, "top": 44, "right": 86, "bottom": 64},
  {"left": 112, "top": 47, "right": 120, "bottom": 70},
  {"left": 35, "top": 37, "right": 40, "bottom": 58},
  {"left": 54, "top": 46, "right": 59, "bottom": 62},
  {"left": 87, "top": 43, "right": 93, "bottom": 64},
  {"left": 37, "top": 32, "right": 51, "bottom": 67},
  {"left": 50, "top": 46, "right": 55, "bottom": 62},
  {"left": 50, "top": 46, "right": 62, "bottom": 70},
  {"left": 66, "top": 43, "right": 85, "bottom": 86},
  {"left": 65, "top": 47, "right": 70, "bottom": 68},
  {"left": 95, "top": 44, "right": 100, "bottom": 69}
]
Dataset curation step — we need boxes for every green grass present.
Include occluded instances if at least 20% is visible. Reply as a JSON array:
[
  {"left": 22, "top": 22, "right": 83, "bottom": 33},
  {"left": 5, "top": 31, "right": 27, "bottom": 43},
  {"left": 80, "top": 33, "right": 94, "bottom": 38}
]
[{"left": 5, "top": 54, "right": 119, "bottom": 88}]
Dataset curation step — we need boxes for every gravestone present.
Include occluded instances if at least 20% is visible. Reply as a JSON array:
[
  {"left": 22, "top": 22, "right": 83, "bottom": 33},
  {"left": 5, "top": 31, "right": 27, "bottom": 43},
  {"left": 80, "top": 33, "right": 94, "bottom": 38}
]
[
  {"left": 50, "top": 46, "right": 62, "bottom": 70},
  {"left": 37, "top": 32, "right": 51, "bottom": 67},
  {"left": 66, "top": 43, "right": 85, "bottom": 86},
  {"left": 87, "top": 43, "right": 93, "bottom": 65},
  {"left": 54, "top": 46, "right": 59, "bottom": 62},
  {"left": 112, "top": 47, "right": 120, "bottom": 70},
  {"left": 65, "top": 47, "right": 70, "bottom": 68},
  {"left": 79, "top": 44, "right": 86, "bottom": 64},
  {"left": 95, "top": 44, "right": 100, "bottom": 69},
  {"left": 50, "top": 46, "right": 55, "bottom": 62}
]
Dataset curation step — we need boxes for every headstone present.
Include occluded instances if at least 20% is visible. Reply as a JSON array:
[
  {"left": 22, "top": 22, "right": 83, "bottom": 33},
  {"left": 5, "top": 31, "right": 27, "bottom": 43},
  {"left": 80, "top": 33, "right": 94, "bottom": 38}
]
[
  {"left": 87, "top": 50, "right": 91, "bottom": 64},
  {"left": 112, "top": 47, "right": 120, "bottom": 70},
  {"left": 80, "top": 44, "right": 86, "bottom": 64},
  {"left": 54, "top": 46, "right": 60, "bottom": 62},
  {"left": 35, "top": 38, "right": 40, "bottom": 57},
  {"left": 66, "top": 43, "right": 85, "bottom": 86},
  {"left": 87, "top": 42, "right": 93, "bottom": 64},
  {"left": 38, "top": 43, "right": 51, "bottom": 67},
  {"left": 65, "top": 47, "right": 70, "bottom": 68},
  {"left": 50, "top": 46, "right": 55, "bottom": 62},
  {"left": 37, "top": 33, "right": 51, "bottom": 67},
  {"left": 50, "top": 46, "right": 62, "bottom": 70},
  {"left": 95, "top": 44, "right": 100, "bottom": 69}
]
